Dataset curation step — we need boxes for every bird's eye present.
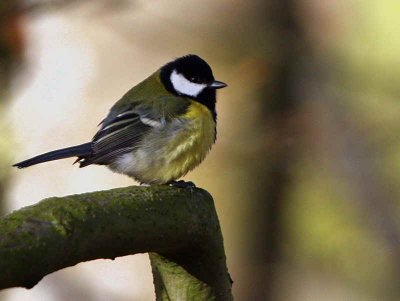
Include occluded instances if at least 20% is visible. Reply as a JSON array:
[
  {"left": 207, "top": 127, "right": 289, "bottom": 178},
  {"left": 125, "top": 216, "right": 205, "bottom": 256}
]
[{"left": 190, "top": 76, "right": 200, "bottom": 83}]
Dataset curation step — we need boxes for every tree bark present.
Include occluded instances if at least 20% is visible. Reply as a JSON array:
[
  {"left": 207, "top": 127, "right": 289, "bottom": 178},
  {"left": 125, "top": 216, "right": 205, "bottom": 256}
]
[{"left": 0, "top": 185, "right": 232, "bottom": 301}]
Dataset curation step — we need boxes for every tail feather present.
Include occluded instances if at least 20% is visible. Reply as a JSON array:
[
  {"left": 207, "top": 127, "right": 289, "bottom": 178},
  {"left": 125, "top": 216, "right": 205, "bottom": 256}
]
[{"left": 13, "top": 142, "right": 92, "bottom": 169}]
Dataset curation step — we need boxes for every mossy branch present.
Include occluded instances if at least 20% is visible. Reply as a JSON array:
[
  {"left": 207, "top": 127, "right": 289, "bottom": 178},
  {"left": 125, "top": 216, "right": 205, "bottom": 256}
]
[{"left": 0, "top": 185, "right": 233, "bottom": 301}]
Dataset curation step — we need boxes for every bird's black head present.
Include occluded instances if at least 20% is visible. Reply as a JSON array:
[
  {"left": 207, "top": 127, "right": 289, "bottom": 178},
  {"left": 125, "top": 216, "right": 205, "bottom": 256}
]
[{"left": 160, "top": 55, "right": 227, "bottom": 115}]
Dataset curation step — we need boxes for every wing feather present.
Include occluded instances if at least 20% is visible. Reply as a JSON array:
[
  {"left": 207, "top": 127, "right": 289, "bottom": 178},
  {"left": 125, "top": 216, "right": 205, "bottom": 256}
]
[
  {"left": 79, "top": 94, "right": 191, "bottom": 167},
  {"left": 80, "top": 111, "right": 152, "bottom": 166}
]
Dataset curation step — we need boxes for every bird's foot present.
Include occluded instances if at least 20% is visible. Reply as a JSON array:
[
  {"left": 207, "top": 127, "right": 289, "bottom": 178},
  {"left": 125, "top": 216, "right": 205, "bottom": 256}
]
[{"left": 167, "top": 180, "right": 196, "bottom": 189}]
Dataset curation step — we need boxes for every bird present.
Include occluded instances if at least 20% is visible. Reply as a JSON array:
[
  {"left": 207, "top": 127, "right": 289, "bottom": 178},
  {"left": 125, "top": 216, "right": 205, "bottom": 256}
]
[{"left": 13, "top": 54, "right": 227, "bottom": 187}]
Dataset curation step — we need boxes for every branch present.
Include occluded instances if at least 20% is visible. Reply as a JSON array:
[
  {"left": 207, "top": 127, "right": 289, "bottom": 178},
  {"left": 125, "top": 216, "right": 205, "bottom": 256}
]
[{"left": 0, "top": 185, "right": 232, "bottom": 301}]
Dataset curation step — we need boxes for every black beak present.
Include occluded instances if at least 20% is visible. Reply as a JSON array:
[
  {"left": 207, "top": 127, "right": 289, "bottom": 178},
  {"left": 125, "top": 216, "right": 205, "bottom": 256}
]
[{"left": 209, "top": 80, "right": 227, "bottom": 89}]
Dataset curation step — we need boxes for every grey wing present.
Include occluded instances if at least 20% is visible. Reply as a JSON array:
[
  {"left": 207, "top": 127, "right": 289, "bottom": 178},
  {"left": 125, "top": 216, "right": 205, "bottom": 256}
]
[
  {"left": 78, "top": 95, "right": 189, "bottom": 167},
  {"left": 79, "top": 109, "right": 153, "bottom": 167}
]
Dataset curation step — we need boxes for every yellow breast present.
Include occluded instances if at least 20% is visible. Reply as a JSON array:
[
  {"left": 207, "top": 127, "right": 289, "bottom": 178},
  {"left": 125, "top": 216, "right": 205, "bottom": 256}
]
[
  {"left": 168, "top": 100, "right": 215, "bottom": 164},
  {"left": 135, "top": 100, "right": 216, "bottom": 184}
]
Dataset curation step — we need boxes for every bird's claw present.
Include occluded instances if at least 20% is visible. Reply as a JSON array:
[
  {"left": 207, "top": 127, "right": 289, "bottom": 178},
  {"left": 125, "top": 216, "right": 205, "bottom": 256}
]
[{"left": 168, "top": 180, "right": 196, "bottom": 189}]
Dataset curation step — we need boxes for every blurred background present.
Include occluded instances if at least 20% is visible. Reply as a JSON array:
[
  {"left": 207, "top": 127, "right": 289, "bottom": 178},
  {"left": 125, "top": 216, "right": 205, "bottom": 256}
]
[{"left": 1, "top": 0, "right": 400, "bottom": 300}]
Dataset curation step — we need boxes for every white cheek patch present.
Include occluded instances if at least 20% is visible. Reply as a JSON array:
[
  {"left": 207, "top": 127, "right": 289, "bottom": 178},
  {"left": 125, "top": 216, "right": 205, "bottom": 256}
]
[{"left": 170, "top": 69, "right": 207, "bottom": 97}]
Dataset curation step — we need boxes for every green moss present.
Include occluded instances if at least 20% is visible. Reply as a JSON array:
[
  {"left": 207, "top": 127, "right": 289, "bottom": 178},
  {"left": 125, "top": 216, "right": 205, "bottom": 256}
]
[{"left": 0, "top": 185, "right": 232, "bottom": 300}]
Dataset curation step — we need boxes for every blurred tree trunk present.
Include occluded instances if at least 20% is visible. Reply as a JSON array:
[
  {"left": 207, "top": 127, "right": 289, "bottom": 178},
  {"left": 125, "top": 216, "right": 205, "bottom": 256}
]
[
  {"left": 243, "top": 1, "right": 311, "bottom": 300},
  {"left": 0, "top": 1, "right": 24, "bottom": 90}
]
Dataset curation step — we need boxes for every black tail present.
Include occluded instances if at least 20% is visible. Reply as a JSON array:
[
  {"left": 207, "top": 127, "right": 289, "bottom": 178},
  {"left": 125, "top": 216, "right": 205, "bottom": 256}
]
[{"left": 13, "top": 142, "right": 92, "bottom": 169}]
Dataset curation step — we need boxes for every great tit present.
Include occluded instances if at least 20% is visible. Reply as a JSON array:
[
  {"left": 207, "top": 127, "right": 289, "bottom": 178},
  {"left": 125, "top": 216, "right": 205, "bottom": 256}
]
[{"left": 13, "top": 54, "right": 227, "bottom": 186}]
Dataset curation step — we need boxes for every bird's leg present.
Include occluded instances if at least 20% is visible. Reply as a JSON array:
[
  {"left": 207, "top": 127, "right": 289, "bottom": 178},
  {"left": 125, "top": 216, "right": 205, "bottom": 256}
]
[{"left": 167, "top": 180, "right": 196, "bottom": 188}]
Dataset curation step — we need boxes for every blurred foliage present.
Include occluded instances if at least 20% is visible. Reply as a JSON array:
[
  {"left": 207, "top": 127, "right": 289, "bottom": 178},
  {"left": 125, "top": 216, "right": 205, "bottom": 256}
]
[
  {"left": 277, "top": 1, "right": 400, "bottom": 300},
  {"left": 287, "top": 164, "right": 398, "bottom": 298},
  {"left": 235, "top": 1, "right": 400, "bottom": 300}
]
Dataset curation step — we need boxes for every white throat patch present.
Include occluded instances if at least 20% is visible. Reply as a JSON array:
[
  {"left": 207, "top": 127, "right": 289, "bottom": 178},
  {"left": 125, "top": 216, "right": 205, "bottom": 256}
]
[{"left": 170, "top": 69, "right": 207, "bottom": 97}]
